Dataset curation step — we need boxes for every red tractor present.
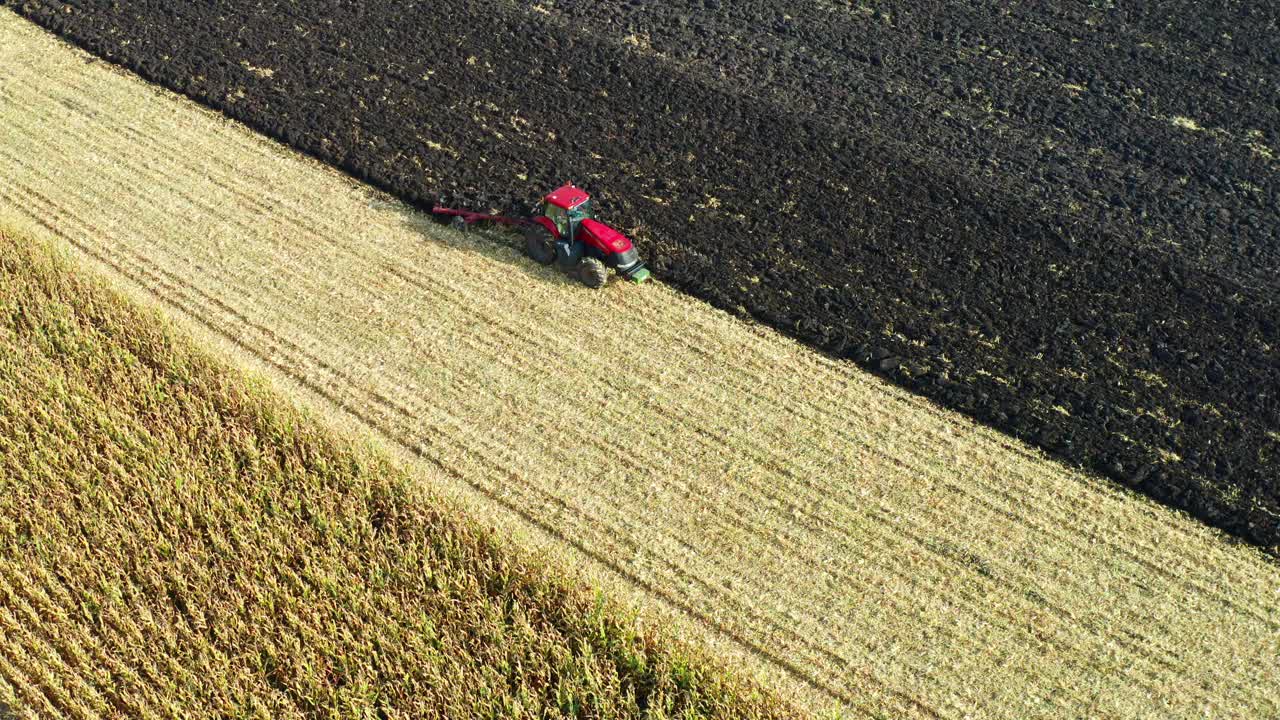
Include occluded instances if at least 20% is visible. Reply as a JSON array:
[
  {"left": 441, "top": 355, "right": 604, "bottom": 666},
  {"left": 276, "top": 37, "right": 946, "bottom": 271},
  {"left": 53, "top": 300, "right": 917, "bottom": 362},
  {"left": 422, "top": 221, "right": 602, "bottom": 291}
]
[{"left": 433, "top": 183, "right": 650, "bottom": 288}]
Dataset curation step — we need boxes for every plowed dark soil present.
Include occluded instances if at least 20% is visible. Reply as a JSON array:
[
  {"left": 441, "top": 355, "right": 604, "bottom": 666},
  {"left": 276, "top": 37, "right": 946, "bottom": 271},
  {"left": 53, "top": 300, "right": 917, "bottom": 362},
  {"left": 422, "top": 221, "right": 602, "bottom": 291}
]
[{"left": 8, "top": 1, "right": 1278, "bottom": 550}]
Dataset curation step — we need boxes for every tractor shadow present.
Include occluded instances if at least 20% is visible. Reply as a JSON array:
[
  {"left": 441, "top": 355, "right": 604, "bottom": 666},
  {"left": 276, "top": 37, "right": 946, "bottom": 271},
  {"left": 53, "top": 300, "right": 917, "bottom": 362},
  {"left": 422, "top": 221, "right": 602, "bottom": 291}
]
[{"left": 384, "top": 202, "right": 586, "bottom": 290}]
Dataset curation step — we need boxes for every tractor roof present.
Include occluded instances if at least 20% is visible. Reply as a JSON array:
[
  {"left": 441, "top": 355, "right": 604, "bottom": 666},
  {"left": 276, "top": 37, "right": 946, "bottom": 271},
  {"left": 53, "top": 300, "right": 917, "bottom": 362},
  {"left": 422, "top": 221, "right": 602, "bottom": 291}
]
[{"left": 544, "top": 184, "right": 591, "bottom": 210}]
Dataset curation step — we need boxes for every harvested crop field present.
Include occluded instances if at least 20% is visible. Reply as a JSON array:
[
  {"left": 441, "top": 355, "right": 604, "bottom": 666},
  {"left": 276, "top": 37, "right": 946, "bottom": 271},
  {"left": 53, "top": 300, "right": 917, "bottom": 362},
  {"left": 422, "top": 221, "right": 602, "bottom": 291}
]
[
  {"left": 7, "top": 0, "right": 1278, "bottom": 549},
  {"left": 2, "top": 14, "right": 1278, "bottom": 719},
  {"left": 0, "top": 227, "right": 792, "bottom": 719}
]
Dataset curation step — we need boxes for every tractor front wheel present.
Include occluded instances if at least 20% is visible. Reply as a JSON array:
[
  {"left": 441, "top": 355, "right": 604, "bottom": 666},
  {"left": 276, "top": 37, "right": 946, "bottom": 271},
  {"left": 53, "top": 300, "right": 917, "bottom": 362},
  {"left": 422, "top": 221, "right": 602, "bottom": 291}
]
[
  {"left": 450, "top": 216, "right": 468, "bottom": 233},
  {"left": 576, "top": 257, "right": 608, "bottom": 289},
  {"left": 523, "top": 224, "right": 556, "bottom": 265}
]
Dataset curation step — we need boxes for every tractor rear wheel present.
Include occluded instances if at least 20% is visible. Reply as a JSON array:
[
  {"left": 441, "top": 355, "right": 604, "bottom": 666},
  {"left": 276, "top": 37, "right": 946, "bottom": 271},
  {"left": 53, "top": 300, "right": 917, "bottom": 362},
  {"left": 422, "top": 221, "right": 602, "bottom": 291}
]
[
  {"left": 523, "top": 224, "right": 556, "bottom": 265},
  {"left": 576, "top": 257, "right": 609, "bottom": 289}
]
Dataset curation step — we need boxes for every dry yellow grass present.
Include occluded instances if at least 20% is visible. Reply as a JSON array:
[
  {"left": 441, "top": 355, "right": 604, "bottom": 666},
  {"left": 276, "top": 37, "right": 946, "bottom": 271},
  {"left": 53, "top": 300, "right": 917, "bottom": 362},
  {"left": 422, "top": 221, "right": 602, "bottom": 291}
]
[{"left": 2, "top": 10, "right": 1278, "bottom": 719}]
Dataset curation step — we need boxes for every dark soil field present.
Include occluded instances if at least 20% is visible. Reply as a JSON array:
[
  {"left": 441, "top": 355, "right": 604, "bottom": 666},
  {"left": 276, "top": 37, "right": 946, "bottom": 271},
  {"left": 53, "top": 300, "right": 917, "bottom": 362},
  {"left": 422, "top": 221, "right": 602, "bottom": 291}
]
[{"left": 9, "top": 0, "right": 1278, "bottom": 550}]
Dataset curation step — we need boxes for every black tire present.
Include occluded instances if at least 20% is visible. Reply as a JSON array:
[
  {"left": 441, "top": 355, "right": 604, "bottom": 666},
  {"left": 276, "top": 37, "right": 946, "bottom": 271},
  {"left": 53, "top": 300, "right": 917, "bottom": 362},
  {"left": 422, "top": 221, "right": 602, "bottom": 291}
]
[
  {"left": 450, "top": 215, "right": 468, "bottom": 233},
  {"left": 523, "top": 223, "right": 556, "bottom": 265},
  {"left": 576, "top": 257, "right": 608, "bottom": 289}
]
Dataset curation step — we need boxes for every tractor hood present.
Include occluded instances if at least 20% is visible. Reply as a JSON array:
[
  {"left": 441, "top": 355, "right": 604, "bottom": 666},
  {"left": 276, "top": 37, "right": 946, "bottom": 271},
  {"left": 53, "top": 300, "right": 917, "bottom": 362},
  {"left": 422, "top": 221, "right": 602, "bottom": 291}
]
[{"left": 579, "top": 218, "right": 632, "bottom": 254}]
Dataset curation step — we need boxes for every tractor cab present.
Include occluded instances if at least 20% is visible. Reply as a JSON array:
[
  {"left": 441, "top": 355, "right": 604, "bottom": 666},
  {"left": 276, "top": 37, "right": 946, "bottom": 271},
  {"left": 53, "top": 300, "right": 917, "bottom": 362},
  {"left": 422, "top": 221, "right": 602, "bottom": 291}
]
[
  {"left": 522, "top": 182, "right": 650, "bottom": 287},
  {"left": 542, "top": 184, "right": 595, "bottom": 241}
]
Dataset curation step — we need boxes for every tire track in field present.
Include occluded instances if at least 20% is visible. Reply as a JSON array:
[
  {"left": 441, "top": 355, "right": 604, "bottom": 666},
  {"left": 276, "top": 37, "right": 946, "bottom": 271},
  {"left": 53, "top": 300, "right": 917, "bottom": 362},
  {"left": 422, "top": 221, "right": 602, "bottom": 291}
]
[{"left": 2, "top": 16, "right": 1278, "bottom": 719}]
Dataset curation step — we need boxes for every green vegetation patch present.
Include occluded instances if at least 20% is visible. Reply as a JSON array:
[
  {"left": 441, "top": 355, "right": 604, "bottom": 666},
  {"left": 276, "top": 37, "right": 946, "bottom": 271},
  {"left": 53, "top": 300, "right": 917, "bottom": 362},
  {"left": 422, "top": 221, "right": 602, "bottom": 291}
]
[{"left": 0, "top": 229, "right": 793, "bottom": 719}]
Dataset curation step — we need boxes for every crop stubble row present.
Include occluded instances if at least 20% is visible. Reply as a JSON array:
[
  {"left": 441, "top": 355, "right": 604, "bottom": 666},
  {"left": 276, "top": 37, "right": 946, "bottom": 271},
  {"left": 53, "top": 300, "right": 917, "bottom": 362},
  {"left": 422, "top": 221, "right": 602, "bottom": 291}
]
[
  {"left": 6, "top": 0, "right": 1276, "bottom": 549},
  {"left": 2, "top": 17, "right": 1277, "bottom": 718}
]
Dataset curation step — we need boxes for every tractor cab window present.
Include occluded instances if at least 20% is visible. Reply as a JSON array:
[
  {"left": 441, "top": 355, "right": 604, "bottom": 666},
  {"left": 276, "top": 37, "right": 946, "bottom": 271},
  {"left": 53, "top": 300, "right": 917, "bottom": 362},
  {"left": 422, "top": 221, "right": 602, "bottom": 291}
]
[
  {"left": 544, "top": 204, "right": 569, "bottom": 237},
  {"left": 572, "top": 199, "right": 595, "bottom": 220}
]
